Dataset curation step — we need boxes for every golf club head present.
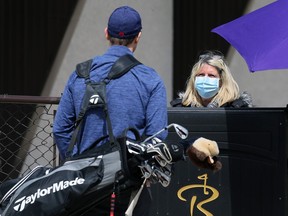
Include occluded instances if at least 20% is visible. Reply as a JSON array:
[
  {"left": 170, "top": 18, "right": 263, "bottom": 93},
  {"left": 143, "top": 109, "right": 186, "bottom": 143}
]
[
  {"left": 143, "top": 123, "right": 189, "bottom": 143},
  {"left": 172, "top": 123, "right": 189, "bottom": 139}
]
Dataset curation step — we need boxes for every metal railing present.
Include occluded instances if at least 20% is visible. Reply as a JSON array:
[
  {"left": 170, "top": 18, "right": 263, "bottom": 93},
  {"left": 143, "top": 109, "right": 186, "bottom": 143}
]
[{"left": 0, "top": 95, "right": 60, "bottom": 182}]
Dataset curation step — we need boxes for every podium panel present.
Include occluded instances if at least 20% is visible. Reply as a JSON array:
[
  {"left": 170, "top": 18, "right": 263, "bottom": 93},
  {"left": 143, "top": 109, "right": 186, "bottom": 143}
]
[{"left": 149, "top": 107, "right": 288, "bottom": 216}]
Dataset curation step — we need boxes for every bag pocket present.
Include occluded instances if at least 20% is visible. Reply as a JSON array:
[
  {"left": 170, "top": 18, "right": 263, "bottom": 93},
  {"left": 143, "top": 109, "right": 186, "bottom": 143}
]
[{"left": 1, "top": 156, "right": 104, "bottom": 216}]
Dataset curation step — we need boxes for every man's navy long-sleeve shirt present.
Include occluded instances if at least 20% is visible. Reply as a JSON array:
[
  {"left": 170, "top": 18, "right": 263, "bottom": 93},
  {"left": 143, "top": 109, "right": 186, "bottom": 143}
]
[{"left": 53, "top": 45, "right": 168, "bottom": 159}]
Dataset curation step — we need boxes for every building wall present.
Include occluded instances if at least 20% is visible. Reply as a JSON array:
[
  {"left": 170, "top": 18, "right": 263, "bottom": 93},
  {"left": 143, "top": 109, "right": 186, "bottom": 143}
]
[
  {"left": 42, "top": 0, "right": 173, "bottom": 105},
  {"left": 42, "top": 0, "right": 288, "bottom": 107}
]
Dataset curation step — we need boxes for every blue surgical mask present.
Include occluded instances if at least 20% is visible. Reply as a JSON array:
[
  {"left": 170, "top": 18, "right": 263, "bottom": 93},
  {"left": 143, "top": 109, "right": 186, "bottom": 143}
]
[{"left": 195, "top": 76, "right": 220, "bottom": 99}]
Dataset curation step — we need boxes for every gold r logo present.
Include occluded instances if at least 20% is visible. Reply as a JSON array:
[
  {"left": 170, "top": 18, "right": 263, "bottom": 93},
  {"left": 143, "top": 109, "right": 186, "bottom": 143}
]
[{"left": 177, "top": 174, "right": 219, "bottom": 216}]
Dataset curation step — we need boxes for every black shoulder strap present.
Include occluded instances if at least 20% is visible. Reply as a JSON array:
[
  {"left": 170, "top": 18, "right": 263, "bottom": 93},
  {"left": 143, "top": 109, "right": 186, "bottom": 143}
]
[
  {"left": 75, "top": 54, "right": 141, "bottom": 80},
  {"left": 65, "top": 54, "right": 141, "bottom": 159},
  {"left": 107, "top": 54, "right": 141, "bottom": 80},
  {"left": 76, "top": 59, "right": 93, "bottom": 79}
]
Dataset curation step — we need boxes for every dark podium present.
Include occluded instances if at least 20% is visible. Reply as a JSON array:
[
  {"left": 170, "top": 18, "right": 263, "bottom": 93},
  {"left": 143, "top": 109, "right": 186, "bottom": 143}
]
[{"left": 149, "top": 107, "right": 288, "bottom": 216}]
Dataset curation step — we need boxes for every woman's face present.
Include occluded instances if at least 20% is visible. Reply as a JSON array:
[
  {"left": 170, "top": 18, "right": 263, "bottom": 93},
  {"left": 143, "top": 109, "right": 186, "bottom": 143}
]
[
  {"left": 194, "top": 63, "right": 221, "bottom": 104},
  {"left": 196, "top": 63, "right": 220, "bottom": 78}
]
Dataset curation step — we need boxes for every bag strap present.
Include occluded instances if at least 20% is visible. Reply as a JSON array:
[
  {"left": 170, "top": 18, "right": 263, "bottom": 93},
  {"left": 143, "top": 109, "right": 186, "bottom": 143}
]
[
  {"left": 121, "top": 127, "right": 141, "bottom": 141},
  {"left": 76, "top": 54, "right": 141, "bottom": 81},
  {"left": 107, "top": 54, "right": 141, "bottom": 80},
  {"left": 65, "top": 55, "right": 141, "bottom": 159},
  {"left": 74, "top": 55, "right": 141, "bottom": 126},
  {"left": 76, "top": 59, "right": 93, "bottom": 80},
  {"left": 102, "top": 54, "right": 141, "bottom": 148}
]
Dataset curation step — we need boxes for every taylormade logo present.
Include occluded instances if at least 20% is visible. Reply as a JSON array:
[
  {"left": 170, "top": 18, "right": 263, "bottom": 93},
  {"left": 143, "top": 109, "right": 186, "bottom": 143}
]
[
  {"left": 89, "top": 94, "right": 99, "bottom": 104},
  {"left": 13, "top": 177, "right": 85, "bottom": 212}
]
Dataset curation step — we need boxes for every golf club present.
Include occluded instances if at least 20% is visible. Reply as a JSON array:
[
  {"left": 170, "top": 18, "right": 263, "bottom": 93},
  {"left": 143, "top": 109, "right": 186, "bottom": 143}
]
[{"left": 143, "top": 123, "right": 188, "bottom": 143}]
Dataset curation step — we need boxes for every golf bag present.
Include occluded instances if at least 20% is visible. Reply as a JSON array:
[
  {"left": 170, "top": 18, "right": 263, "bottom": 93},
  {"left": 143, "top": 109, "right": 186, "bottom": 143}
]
[
  {"left": 0, "top": 54, "right": 188, "bottom": 215},
  {"left": 0, "top": 129, "right": 145, "bottom": 216}
]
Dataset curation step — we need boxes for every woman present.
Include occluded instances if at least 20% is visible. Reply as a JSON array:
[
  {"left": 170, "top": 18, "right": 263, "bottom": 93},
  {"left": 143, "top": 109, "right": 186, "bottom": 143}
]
[{"left": 171, "top": 50, "right": 253, "bottom": 108}]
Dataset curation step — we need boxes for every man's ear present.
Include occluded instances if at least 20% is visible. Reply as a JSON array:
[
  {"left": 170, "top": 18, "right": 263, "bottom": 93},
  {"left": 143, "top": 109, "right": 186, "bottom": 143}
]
[
  {"left": 104, "top": 27, "right": 110, "bottom": 40},
  {"left": 135, "top": 31, "right": 142, "bottom": 44}
]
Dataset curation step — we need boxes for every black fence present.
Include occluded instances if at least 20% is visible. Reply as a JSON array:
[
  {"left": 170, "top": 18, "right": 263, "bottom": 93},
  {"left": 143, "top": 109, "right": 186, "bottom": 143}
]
[{"left": 0, "top": 95, "right": 60, "bottom": 182}]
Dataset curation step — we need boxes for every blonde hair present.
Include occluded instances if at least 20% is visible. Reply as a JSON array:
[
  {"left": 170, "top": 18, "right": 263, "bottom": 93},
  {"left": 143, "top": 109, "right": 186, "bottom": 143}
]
[{"left": 181, "top": 51, "right": 240, "bottom": 107}]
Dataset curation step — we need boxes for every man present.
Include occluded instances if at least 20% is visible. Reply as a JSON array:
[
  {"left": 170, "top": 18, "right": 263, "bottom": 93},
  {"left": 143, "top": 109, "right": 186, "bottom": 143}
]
[{"left": 53, "top": 5, "right": 168, "bottom": 215}]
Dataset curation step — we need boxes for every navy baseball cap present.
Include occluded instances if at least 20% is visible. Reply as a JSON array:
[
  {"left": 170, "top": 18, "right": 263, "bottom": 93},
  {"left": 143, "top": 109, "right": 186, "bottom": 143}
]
[{"left": 108, "top": 6, "right": 142, "bottom": 39}]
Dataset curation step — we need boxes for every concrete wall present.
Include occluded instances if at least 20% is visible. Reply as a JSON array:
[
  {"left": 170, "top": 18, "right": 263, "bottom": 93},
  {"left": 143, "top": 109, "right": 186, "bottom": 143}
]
[
  {"left": 43, "top": 0, "right": 288, "bottom": 108},
  {"left": 42, "top": 0, "right": 173, "bottom": 105}
]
